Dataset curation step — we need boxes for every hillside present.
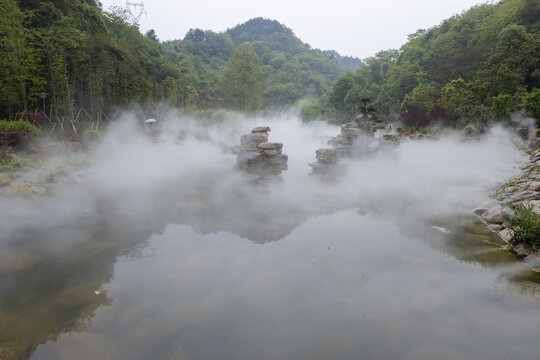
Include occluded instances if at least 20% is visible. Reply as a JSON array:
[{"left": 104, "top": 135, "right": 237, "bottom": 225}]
[
  {"left": 165, "top": 17, "right": 362, "bottom": 108},
  {"left": 326, "top": 0, "right": 540, "bottom": 126},
  {"left": 0, "top": 2, "right": 360, "bottom": 123}
]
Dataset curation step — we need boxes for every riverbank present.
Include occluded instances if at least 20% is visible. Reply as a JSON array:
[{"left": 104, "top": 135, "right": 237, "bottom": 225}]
[{"left": 475, "top": 148, "right": 540, "bottom": 260}]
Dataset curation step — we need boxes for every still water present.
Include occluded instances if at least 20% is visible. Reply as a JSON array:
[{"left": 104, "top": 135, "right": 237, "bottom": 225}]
[
  {"left": 1, "top": 119, "right": 539, "bottom": 359},
  {"left": 2, "top": 210, "right": 540, "bottom": 360}
]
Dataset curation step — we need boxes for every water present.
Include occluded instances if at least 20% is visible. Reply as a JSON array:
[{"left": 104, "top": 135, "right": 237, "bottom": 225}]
[
  {"left": 1, "top": 118, "right": 539, "bottom": 359},
  {"left": 1, "top": 210, "right": 539, "bottom": 360}
]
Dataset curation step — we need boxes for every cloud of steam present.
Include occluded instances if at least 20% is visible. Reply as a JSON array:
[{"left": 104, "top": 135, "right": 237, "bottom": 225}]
[{"left": 0, "top": 111, "right": 529, "bottom": 245}]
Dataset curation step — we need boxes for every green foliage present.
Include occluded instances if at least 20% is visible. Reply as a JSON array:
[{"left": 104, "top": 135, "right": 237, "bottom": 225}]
[
  {"left": 491, "top": 94, "right": 514, "bottom": 119},
  {"left": 0, "top": 120, "right": 40, "bottom": 135},
  {"left": 324, "top": 0, "right": 539, "bottom": 126},
  {"left": 220, "top": 44, "right": 263, "bottom": 113},
  {"left": 0, "top": 156, "right": 35, "bottom": 171},
  {"left": 503, "top": 203, "right": 540, "bottom": 247},
  {"left": 15, "top": 184, "right": 33, "bottom": 197},
  {"left": 463, "top": 123, "right": 476, "bottom": 137},
  {"left": 0, "top": 176, "right": 11, "bottom": 186},
  {"left": 299, "top": 98, "right": 323, "bottom": 121},
  {"left": 522, "top": 88, "right": 540, "bottom": 123},
  {"left": 441, "top": 78, "right": 477, "bottom": 123}
]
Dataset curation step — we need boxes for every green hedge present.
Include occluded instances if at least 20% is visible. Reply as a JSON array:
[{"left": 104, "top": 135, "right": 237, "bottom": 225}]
[{"left": 0, "top": 120, "right": 41, "bottom": 136}]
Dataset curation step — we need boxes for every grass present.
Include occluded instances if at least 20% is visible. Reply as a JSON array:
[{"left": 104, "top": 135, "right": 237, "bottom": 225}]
[
  {"left": 0, "top": 156, "right": 36, "bottom": 171},
  {"left": 503, "top": 203, "right": 540, "bottom": 248},
  {"left": 0, "top": 176, "right": 11, "bottom": 186},
  {"left": 15, "top": 184, "right": 33, "bottom": 197}
]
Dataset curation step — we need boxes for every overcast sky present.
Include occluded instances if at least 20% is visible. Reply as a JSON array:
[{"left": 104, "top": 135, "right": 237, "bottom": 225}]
[{"left": 100, "top": 0, "right": 486, "bottom": 59}]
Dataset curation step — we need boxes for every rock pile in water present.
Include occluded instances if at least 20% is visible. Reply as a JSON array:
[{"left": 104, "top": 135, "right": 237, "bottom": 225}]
[
  {"left": 235, "top": 126, "right": 288, "bottom": 178},
  {"left": 355, "top": 114, "right": 386, "bottom": 134},
  {"left": 309, "top": 148, "right": 341, "bottom": 177},
  {"left": 327, "top": 122, "right": 364, "bottom": 156}
]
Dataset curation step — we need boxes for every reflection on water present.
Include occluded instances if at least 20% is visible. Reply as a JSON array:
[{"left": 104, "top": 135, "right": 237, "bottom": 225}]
[
  {"left": 1, "top": 119, "right": 538, "bottom": 359},
  {"left": 2, "top": 210, "right": 539, "bottom": 360}
]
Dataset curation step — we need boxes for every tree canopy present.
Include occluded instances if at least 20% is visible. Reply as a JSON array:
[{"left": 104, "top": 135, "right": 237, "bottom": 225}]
[{"left": 325, "top": 0, "right": 540, "bottom": 126}]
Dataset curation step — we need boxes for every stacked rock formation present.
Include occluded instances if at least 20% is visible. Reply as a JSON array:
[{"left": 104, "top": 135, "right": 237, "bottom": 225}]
[
  {"left": 327, "top": 122, "right": 364, "bottom": 156},
  {"left": 236, "top": 126, "right": 288, "bottom": 177},
  {"left": 309, "top": 148, "right": 340, "bottom": 177}
]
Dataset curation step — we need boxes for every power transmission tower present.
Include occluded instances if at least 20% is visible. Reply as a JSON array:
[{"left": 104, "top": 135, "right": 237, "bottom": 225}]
[{"left": 125, "top": 1, "right": 146, "bottom": 26}]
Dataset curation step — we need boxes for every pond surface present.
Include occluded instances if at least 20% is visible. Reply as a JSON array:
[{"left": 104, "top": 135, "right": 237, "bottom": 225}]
[
  {"left": 2, "top": 210, "right": 540, "bottom": 360},
  {"left": 1, "top": 119, "right": 538, "bottom": 359}
]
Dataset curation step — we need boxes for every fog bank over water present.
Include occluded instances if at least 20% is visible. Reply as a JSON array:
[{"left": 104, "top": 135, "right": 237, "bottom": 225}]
[{"left": 0, "top": 112, "right": 527, "bottom": 245}]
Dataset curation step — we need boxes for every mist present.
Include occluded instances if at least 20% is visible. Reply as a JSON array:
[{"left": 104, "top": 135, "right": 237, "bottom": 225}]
[{"left": 0, "top": 112, "right": 528, "bottom": 246}]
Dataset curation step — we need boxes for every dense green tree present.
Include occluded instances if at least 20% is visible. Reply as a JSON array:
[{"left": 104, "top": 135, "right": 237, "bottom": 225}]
[
  {"left": 522, "top": 88, "right": 540, "bottom": 124},
  {"left": 220, "top": 44, "right": 264, "bottom": 113},
  {"left": 325, "top": 0, "right": 539, "bottom": 126},
  {"left": 441, "top": 78, "right": 477, "bottom": 125}
]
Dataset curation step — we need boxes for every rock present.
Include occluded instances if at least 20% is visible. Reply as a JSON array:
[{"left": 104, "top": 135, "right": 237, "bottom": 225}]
[
  {"left": 528, "top": 182, "right": 540, "bottom": 192},
  {"left": 240, "top": 133, "right": 268, "bottom": 147},
  {"left": 310, "top": 148, "right": 343, "bottom": 178},
  {"left": 498, "top": 228, "right": 514, "bottom": 243},
  {"left": 513, "top": 242, "right": 533, "bottom": 256},
  {"left": 251, "top": 126, "right": 271, "bottom": 133},
  {"left": 261, "top": 149, "right": 281, "bottom": 157},
  {"left": 236, "top": 127, "right": 288, "bottom": 179},
  {"left": 257, "top": 142, "right": 283, "bottom": 150},
  {"left": 479, "top": 207, "right": 505, "bottom": 224},
  {"left": 487, "top": 224, "right": 504, "bottom": 231},
  {"left": 505, "top": 190, "right": 539, "bottom": 205},
  {"left": 327, "top": 122, "right": 367, "bottom": 156},
  {"left": 526, "top": 200, "right": 540, "bottom": 215}
]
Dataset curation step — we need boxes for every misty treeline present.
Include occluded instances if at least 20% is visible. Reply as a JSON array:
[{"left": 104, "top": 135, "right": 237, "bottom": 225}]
[
  {"left": 0, "top": 0, "right": 357, "bottom": 123},
  {"left": 325, "top": 0, "right": 540, "bottom": 127}
]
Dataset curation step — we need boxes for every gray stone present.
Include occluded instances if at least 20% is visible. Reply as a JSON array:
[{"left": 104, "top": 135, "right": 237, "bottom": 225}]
[
  {"left": 257, "top": 142, "right": 283, "bottom": 150},
  {"left": 315, "top": 148, "right": 338, "bottom": 160},
  {"left": 487, "top": 224, "right": 504, "bottom": 231},
  {"left": 261, "top": 149, "right": 281, "bottom": 157},
  {"left": 528, "top": 182, "right": 540, "bottom": 192},
  {"left": 251, "top": 126, "right": 271, "bottom": 133},
  {"left": 480, "top": 207, "right": 505, "bottom": 224},
  {"left": 498, "top": 228, "right": 514, "bottom": 243},
  {"left": 505, "top": 190, "right": 539, "bottom": 205},
  {"left": 241, "top": 133, "right": 268, "bottom": 146}
]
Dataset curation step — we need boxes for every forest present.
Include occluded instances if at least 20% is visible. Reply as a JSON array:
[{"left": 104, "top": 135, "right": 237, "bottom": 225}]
[
  {"left": 0, "top": 0, "right": 359, "bottom": 125},
  {"left": 0, "top": 0, "right": 538, "bottom": 130},
  {"left": 324, "top": 0, "right": 540, "bottom": 127}
]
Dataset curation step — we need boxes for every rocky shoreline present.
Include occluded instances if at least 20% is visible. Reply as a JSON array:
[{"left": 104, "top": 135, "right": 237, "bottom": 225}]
[{"left": 474, "top": 148, "right": 540, "bottom": 257}]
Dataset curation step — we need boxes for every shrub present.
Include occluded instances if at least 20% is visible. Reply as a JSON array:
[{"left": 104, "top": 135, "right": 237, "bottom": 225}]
[
  {"left": 299, "top": 98, "right": 322, "bottom": 121},
  {"left": 0, "top": 120, "right": 40, "bottom": 136},
  {"left": 0, "top": 177, "right": 11, "bottom": 186},
  {"left": 463, "top": 123, "right": 476, "bottom": 137},
  {"left": 15, "top": 184, "right": 33, "bottom": 197},
  {"left": 503, "top": 203, "right": 540, "bottom": 248}
]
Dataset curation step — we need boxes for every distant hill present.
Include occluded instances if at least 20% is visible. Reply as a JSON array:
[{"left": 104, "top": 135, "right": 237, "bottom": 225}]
[
  {"left": 0, "top": 1, "right": 361, "bottom": 121},
  {"left": 324, "top": 50, "right": 364, "bottom": 71},
  {"left": 166, "top": 17, "right": 363, "bottom": 108}
]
